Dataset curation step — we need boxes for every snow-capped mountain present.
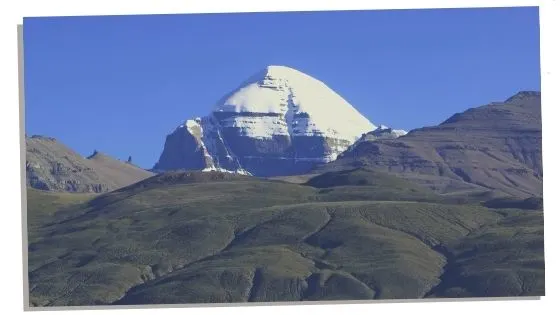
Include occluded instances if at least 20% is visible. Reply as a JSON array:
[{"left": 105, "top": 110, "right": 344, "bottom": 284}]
[{"left": 154, "top": 65, "right": 397, "bottom": 177}]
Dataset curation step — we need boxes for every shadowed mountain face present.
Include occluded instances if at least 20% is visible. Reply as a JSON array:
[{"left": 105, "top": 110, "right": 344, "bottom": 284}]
[
  {"left": 322, "top": 91, "right": 542, "bottom": 198},
  {"left": 25, "top": 136, "right": 154, "bottom": 193},
  {"left": 153, "top": 65, "right": 381, "bottom": 176}
]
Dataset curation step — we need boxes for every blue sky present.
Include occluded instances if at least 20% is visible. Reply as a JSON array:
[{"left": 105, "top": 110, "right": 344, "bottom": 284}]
[{"left": 23, "top": 7, "right": 541, "bottom": 169}]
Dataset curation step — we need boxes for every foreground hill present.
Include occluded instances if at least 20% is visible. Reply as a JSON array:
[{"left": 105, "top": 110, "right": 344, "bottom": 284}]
[
  {"left": 27, "top": 171, "right": 544, "bottom": 306},
  {"left": 320, "top": 91, "right": 543, "bottom": 198},
  {"left": 25, "top": 135, "right": 154, "bottom": 193}
]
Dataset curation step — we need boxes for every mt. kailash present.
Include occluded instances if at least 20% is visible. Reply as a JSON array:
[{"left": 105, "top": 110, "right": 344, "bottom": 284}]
[{"left": 154, "top": 65, "right": 406, "bottom": 177}]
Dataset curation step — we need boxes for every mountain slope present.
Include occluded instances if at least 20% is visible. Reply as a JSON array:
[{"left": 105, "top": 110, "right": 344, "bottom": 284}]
[
  {"left": 26, "top": 135, "right": 154, "bottom": 193},
  {"left": 321, "top": 91, "right": 543, "bottom": 198},
  {"left": 426, "top": 209, "right": 544, "bottom": 298},
  {"left": 154, "top": 65, "right": 391, "bottom": 177},
  {"left": 27, "top": 172, "right": 543, "bottom": 306}
]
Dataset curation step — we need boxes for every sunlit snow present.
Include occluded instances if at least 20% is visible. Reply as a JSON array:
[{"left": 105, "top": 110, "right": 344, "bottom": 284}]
[{"left": 213, "top": 65, "right": 376, "bottom": 142}]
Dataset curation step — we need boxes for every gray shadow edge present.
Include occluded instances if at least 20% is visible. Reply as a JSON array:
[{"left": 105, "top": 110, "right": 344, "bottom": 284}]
[
  {"left": 18, "top": 23, "right": 31, "bottom": 312},
  {"left": 25, "top": 296, "right": 541, "bottom": 311}
]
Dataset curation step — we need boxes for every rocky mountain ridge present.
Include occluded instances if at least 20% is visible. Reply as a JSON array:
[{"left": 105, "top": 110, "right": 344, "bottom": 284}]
[
  {"left": 25, "top": 135, "right": 154, "bottom": 193},
  {"left": 154, "top": 65, "right": 405, "bottom": 177},
  {"left": 322, "top": 91, "right": 542, "bottom": 198}
]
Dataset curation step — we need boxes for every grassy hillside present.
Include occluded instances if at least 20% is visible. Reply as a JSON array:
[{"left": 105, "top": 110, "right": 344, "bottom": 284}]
[
  {"left": 26, "top": 189, "right": 95, "bottom": 235},
  {"left": 26, "top": 171, "right": 545, "bottom": 306},
  {"left": 427, "top": 210, "right": 544, "bottom": 297},
  {"left": 305, "top": 168, "right": 445, "bottom": 203}
]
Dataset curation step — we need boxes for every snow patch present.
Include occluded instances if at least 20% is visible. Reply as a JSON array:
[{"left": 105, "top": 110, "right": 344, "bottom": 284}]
[
  {"left": 218, "top": 116, "right": 289, "bottom": 139},
  {"left": 213, "top": 65, "right": 376, "bottom": 143},
  {"left": 201, "top": 165, "right": 252, "bottom": 176},
  {"left": 392, "top": 129, "right": 408, "bottom": 137},
  {"left": 185, "top": 119, "right": 202, "bottom": 135}
]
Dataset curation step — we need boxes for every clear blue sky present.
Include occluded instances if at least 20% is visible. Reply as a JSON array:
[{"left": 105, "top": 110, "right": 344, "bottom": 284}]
[{"left": 23, "top": 7, "right": 541, "bottom": 169}]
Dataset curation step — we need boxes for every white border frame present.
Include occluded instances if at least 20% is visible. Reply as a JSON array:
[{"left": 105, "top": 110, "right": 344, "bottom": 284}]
[{"left": 2, "top": 1, "right": 558, "bottom": 314}]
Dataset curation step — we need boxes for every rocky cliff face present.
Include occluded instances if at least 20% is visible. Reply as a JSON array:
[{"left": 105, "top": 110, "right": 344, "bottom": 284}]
[
  {"left": 154, "top": 65, "right": 401, "bottom": 177},
  {"left": 322, "top": 91, "right": 542, "bottom": 198},
  {"left": 26, "top": 135, "right": 154, "bottom": 193}
]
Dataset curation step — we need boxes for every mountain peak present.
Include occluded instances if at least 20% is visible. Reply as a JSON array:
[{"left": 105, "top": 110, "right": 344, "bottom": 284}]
[
  {"left": 156, "top": 65, "right": 385, "bottom": 176},
  {"left": 237, "top": 65, "right": 315, "bottom": 87},
  {"left": 262, "top": 65, "right": 307, "bottom": 78},
  {"left": 264, "top": 64, "right": 297, "bottom": 72},
  {"left": 213, "top": 65, "right": 375, "bottom": 142},
  {"left": 505, "top": 90, "right": 540, "bottom": 103}
]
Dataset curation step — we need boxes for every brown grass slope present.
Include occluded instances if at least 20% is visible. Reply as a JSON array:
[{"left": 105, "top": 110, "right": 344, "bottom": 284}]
[
  {"left": 25, "top": 135, "right": 154, "bottom": 193},
  {"left": 321, "top": 91, "right": 542, "bottom": 198}
]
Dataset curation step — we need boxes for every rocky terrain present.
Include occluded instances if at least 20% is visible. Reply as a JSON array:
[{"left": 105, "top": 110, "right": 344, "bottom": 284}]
[
  {"left": 24, "top": 65, "right": 544, "bottom": 306},
  {"left": 319, "top": 91, "right": 543, "bottom": 198},
  {"left": 154, "top": 65, "right": 405, "bottom": 176},
  {"left": 26, "top": 135, "right": 154, "bottom": 193}
]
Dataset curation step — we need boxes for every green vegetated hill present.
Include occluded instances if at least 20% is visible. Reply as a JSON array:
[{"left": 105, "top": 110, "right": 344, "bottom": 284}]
[
  {"left": 26, "top": 188, "right": 96, "bottom": 240},
  {"left": 26, "top": 169, "right": 544, "bottom": 306}
]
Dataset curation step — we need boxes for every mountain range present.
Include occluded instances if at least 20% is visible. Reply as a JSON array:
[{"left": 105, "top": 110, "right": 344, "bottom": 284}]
[
  {"left": 24, "top": 65, "right": 544, "bottom": 306},
  {"left": 24, "top": 66, "right": 542, "bottom": 200}
]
